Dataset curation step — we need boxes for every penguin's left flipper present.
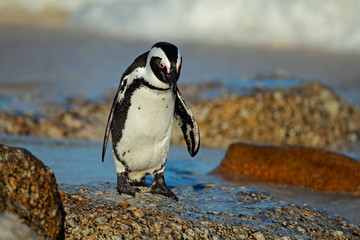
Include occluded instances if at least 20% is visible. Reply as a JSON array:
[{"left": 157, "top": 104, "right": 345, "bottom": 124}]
[{"left": 174, "top": 88, "right": 200, "bottom": 157}]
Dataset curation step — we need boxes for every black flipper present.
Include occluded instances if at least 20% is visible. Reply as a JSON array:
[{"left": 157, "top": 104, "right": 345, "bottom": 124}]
[
  {"left": 101, "top": 87, "right": 120, "bottom": 162},
  {"left": 174, "top": 88, "right": 200, "bottom": 157},
  {"left": 102, "top": 51, "right": 149, "bottom": 162}
]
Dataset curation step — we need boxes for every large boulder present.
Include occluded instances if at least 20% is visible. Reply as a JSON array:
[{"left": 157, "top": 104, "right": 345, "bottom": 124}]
[
  {"left": 0, "top": 144, "right": 65, "bottom": 239},
  {"left": 213, "top": 142, "right": 360, "bottom": 194},
  {"left": 177, "top": 82, "right": 360, "bottom": 148}
]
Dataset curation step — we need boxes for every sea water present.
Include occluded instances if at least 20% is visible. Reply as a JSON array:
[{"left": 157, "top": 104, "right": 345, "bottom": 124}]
[{"left": 1, "top": 134, "right": 359, "bottom": 224}]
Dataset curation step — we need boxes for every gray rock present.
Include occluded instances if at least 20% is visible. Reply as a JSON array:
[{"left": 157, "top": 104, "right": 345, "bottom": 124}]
[{"left": 0, "top": 211, "right": 41, "bottom": 240}]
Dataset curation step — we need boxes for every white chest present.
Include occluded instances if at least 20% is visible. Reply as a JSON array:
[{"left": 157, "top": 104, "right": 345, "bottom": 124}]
[
  {"left": 113, "top": 86, "right": 175, "bottom": 180},
  {"left": 127, "top": 87, "right": 175, "bottom": 139}
]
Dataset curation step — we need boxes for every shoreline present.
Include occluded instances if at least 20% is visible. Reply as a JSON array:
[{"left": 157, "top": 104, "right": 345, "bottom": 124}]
[
  {"left": 1, "top": 81, "right": 359, "bottom": 151},
  {"left": 1, "top": 143, "right": 360, "bottom": 239},
  {"left": 1, "top": 27, "right": 360, "bottom": 234}
]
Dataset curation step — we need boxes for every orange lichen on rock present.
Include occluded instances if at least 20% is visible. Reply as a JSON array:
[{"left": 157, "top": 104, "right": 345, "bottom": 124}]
[
  {"left": 213, "top": 142, "right": 360, "bottom": 194},
  {"left": 151, "top": 211, "right": 173, "bottom": 218},
  {"left": 118, "top": 202, "right": 131, "bottom": 208}
]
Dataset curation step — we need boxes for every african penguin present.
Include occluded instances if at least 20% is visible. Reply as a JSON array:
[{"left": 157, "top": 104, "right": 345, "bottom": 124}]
[{"left": 102, "top": 42, "right": 200, "bottom": 201}]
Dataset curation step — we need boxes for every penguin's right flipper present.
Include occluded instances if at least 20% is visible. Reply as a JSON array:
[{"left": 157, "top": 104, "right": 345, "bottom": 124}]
[
  {"left": 102, "top": 52, "right": 149, "bottom": 162},
  {"left": 174, "top": 88, "right": 200, "bottom": 157},
  {"left": 102, "top": 88, "right": 120, "bottom": 162}
]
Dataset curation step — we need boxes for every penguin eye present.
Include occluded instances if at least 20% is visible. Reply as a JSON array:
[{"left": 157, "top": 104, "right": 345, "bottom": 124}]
[{"left": 159, "top": 61, "right": 170, "bottom": 74}]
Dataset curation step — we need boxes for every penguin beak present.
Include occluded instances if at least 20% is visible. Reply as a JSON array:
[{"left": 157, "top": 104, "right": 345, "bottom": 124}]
[
  {"left": 168, "top": 70, "right": 178, "bottom": 94},
  {"left": 170, "top": 79, "right": 177, "bottom": 94}
]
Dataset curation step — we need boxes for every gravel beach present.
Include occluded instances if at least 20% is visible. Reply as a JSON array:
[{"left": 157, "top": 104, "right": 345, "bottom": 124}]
[{"left": 60, "top": 182, "right": 360, "bottom": 239}]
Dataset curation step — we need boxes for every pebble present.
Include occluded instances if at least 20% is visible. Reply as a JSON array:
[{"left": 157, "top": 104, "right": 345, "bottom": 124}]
[
  {"left": 132, "top": 209, "right": 145, "bottom": 218},
  {"left": 254, "top": 232, "right": 265, "bottom": 240},
  {"left": 95, "top": 216, "right": 107, "bottom": 224}
]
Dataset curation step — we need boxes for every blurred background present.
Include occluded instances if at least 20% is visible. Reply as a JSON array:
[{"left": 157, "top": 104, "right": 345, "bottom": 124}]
[
  {"left": 1, "top": 0, "right": 360, "bottom": 108},
  {"left": 1, "top": 0, "right": 360, "bottom": 51}
]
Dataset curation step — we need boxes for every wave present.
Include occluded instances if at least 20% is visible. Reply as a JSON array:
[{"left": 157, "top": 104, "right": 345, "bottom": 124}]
[{"left": 2, "top": 0, "right": 360, "bottom": 53}]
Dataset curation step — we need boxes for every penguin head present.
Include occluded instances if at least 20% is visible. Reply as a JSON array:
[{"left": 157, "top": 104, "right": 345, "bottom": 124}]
[{"left": 147, "top": 42, "right": 182, "bottom": 93}]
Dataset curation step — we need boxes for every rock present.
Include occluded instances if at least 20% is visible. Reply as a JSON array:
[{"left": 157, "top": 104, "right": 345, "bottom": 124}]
[
  {"left": 1, "top": 82, "right": 360, "bottom": 150},
  {"left": 0, "top": 211, "right": 42, "bottom": 240},
  {"left": 213, "top": 142, "right": 360, "bottom": 194},
  {"left": 0, "top": 145, "right": 65, "bottom": 239},
  {"left": 189, "top": 82, "right": 360, "bottom": 149},
  {"left": 59, "top": 182, "right": 360, "bottom": 239}
]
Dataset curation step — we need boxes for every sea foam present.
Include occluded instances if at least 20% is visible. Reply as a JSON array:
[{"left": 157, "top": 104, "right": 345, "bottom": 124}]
[{"left": 1, "top": 0, "right": 360, "bottom": 53}]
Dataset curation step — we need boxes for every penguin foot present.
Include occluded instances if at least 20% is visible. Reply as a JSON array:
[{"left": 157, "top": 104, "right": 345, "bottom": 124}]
[
  {"left": 117, "top": 184, "right": 139, "bottom": 197},
  {"left": 151, "top": 184, "right": 178, "bottom": 201},
  {"left": 151, "top": 172, "right": 178, "bottom": 201},
  {"left": 117, "top": 173, "right": 139, "bottom": 197}
]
